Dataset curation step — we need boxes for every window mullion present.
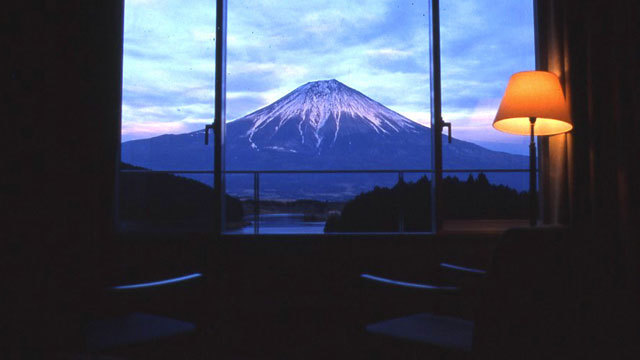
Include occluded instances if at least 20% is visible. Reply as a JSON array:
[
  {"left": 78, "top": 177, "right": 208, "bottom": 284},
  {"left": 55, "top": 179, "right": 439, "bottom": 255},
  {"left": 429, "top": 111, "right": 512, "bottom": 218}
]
[
  {"left": 214, "top": 0, "right": 227, "bottom": 235},
  {"left": 429, "top": 0, "right": 444, "bottom": 233}
]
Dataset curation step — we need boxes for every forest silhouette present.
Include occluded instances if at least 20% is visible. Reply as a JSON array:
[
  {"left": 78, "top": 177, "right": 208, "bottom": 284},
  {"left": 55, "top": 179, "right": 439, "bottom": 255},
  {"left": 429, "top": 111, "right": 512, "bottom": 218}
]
[
  {"left": 324, "top": 173, "right": 530, "bottom": 232},
  {"left": 119, "top": 165, "right": 528, "bottom": 233},
  {"left": 119, "top": 163, "right": 244, "bottom": 230}
]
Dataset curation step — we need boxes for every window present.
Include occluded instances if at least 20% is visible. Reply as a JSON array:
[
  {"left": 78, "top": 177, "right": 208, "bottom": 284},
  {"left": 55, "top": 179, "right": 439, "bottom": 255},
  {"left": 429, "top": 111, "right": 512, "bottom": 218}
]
[
  {"left": 224, "top": 0, "right": 432, "bottom": 234},
  {"left": 439, "top": 0, "right": 535, "bottom": 230},
  {"left": 119, "top": 0, "right": 220, "bottom": 232},
  {"left": 118, "top": 0, "right": 535, "bottom": 234}
]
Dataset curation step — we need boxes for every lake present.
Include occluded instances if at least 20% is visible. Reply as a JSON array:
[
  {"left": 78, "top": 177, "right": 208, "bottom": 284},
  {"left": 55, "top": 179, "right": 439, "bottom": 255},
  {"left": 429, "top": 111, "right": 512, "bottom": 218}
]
[{"left": 226, "top": 213, "right": 326, "bottom": 234}]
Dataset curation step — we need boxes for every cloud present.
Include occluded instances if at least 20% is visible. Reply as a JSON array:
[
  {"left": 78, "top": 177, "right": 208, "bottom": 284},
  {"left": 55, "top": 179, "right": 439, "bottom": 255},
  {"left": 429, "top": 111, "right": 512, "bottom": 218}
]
[
  {"left": 366, "top": 48, "right": 413, "bottom": 59},
  {"left": 121, "top": 120, "right": 189, "bottom": 141},
  {"left": 192, "top": 29, "right": 215, "bottom": 42},
  {"left": 122, "top": 0, "right": 534, "bottom": 150},
  {"left": 396, "top": 111, "right": 431, "bottom": 127}
]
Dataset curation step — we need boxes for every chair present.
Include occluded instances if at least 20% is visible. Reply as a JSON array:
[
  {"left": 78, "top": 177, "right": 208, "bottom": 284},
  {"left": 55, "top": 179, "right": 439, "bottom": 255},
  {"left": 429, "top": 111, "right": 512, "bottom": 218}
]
[
  {"left": 82, "top": 272, "right": 204, "bottom": 357},
  {"left": 360, "top": 226, "right": 571, "bottom": 359},
  {"left": 361, "top": 263, "right": 484, "bottom": 359}
]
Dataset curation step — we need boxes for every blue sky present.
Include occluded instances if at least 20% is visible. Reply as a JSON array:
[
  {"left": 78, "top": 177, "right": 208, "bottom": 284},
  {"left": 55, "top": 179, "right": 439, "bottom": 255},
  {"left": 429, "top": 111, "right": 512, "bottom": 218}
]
[{"left": 122, "top": 0, "right": 534, "bottom": 154}]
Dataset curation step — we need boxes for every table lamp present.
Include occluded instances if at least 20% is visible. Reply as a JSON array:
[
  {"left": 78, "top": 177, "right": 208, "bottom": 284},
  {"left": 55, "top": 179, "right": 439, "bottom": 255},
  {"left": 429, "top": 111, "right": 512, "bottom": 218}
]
[{"left": 493, "top": 71, "right": 572, "bottom": 226}]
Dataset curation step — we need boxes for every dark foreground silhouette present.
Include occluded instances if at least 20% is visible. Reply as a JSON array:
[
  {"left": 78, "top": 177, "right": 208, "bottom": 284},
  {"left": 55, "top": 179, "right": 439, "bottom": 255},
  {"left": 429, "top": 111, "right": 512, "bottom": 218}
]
[
  {"left": 325, "top": 174, "right": 529, "bottom": 232},
  {"left": 119, "top": 163, "right": 244, "bottom": 230}
]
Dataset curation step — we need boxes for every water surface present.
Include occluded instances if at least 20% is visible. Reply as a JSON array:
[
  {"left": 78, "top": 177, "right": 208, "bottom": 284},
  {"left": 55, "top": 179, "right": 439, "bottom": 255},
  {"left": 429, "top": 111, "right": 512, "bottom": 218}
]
[{"left": 227, "top": 213, "right": 326, "bottom": 234}]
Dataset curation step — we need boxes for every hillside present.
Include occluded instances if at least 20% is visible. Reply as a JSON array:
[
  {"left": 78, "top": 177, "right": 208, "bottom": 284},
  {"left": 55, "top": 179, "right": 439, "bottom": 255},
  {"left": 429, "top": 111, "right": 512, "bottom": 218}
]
[
  {"left": 122, "top": 79, "right": 529, "bottom": 199},
  {"left": 324, "top": 174, "right": 529, "bottom": 232},
  {"left": 119, "top": 163, "right": 244, "bottom": 230}
]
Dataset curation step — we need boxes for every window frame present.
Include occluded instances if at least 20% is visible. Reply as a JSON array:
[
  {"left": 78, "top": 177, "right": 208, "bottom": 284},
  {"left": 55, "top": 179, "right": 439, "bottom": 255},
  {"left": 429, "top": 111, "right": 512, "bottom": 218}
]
[
  {"left": 116, "top": 0, "right": 538, "bottom": 237},
  {"left": 213, "top": 0, "right": 441, "bottom": 236}
]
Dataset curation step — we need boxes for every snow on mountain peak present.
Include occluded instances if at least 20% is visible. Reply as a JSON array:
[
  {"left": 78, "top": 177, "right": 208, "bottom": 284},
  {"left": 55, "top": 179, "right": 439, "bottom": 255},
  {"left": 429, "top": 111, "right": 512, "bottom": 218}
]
[{"left": 238, "top": 79, "right": 424, "bottom": 148}]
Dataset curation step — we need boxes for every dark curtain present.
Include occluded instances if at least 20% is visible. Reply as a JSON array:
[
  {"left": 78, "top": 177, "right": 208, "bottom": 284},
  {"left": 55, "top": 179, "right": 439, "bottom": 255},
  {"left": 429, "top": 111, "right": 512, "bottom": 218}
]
[
  {"left": 536, "top": 0, "right": 572, "bottom": 226},
  {"left": 6, "top": 1, "right": 123, "bottom": 356},
  {"left": 536, "top": 0, "right": 640, "bottom": 358},
  {"left": 538, "top": 0, "right": 640, "bottom": 290}
]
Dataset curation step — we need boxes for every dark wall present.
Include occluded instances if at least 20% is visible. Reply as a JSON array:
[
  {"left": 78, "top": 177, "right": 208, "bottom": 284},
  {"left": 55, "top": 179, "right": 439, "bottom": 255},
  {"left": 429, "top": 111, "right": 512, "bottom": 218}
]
[
  {"left": 562, "top": 1, "right": 640, "bottom": 358},
  {"left": 5, "top": 0, "right": 123, "bottom": 353},
  {"left": 5, "top": 0, "right": 638, "bottom": 357},
  {"left": 566, "top": 0, "right": 640, "bottom": 288},
  {"left": 4, "top": 4, "right": 497, "bottom": 356}
]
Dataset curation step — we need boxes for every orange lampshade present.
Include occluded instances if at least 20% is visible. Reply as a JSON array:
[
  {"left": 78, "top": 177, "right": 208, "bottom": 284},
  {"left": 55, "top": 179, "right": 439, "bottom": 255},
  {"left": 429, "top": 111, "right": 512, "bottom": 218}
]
[{"left": 493, "top": 71, "right": 572, "bottom": 136}]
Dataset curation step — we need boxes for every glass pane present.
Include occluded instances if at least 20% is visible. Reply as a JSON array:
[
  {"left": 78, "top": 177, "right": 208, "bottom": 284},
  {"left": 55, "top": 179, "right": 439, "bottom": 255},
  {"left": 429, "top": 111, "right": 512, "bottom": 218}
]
[
  {"left": 440, "top": 171, "right": 531, "bottom": 231},
  {"left": 440, "top": 0, "right": 534, "bottom": 170},
  {"left": 120, "top": 0, "right": 215, "bottom": 171},
  {"left": 226, "top": 172, "right": 432, "bottom": 234},
  {"left": 226, "top": 0, "right": 433, "bottom": 233},
  {"left": 118, "top": 170, "right": 244, "bottom": 232},
  {"left": 120, "top": 171, "right": 201, "bottom": 231},
  {"left": 225, "top": 173, "right": 255, "bottom": 233},
  {"left": 324, "top": 173, "right": 433, "bottom": 233}
]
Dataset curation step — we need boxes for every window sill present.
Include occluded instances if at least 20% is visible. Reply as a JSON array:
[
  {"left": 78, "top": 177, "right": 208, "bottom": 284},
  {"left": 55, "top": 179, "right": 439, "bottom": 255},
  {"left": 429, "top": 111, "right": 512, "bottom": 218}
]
[{"left": 440, "top": 219, "right": 530, "bottom": 236}]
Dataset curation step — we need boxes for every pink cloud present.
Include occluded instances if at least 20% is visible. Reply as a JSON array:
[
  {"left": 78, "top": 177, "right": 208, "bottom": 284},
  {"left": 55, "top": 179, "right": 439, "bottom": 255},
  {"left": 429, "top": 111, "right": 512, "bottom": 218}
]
[{"left": 121, "top": 121, "right": 190, "bottom": 141}]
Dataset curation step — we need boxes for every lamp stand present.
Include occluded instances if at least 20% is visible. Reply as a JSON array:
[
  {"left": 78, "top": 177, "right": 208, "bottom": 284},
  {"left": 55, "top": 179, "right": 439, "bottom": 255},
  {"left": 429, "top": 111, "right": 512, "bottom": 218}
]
[{"left": 529, "top": 117, "right": 537, "bottom": 226}]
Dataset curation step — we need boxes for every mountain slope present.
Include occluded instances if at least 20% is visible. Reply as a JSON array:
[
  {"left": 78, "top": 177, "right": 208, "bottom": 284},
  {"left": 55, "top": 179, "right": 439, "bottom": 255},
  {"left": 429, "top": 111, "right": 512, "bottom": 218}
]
[
  {"left": 224, "top": 79, "right": 430, "bottom": 170},
  {"left": 122, "top": 79, "right": 528, "bottom": 198},
  {"left": 232, "top": 79, "right": 423, "bottom": 153},
  {"left": 119, "top": 163, "right": 243, "bottom": 230}
]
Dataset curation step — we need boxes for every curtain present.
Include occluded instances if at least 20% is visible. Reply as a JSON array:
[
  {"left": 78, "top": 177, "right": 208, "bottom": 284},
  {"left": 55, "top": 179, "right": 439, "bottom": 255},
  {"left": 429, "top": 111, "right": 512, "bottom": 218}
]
[
  {"left": 536, "top": 1, "right": 640, "bottom": 358},
  {"left": 537, "top": 0, "right": 640, "bottom": 289},
  {"left": 536, "top": 0, "right": 572, "bottom": 226}
]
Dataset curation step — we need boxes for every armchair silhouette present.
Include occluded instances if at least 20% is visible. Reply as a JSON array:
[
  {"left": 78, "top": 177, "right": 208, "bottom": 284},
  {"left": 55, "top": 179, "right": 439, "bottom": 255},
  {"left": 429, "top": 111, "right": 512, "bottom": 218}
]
[{"left": 360, "top": 226, "right": 571, "bottom": 359}]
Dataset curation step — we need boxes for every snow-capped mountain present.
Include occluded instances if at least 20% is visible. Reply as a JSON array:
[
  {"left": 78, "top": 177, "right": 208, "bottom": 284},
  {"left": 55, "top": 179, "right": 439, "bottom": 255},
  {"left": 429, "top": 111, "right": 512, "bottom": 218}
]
[
  {"left": 122, "top": 80, "right": 529, "bottom": 198},
  {"left": 235, "top": 79, "right": 423, "bottom": 154},
  {"left": 225, "top": 79, "right": 432, "bottom": 170}
]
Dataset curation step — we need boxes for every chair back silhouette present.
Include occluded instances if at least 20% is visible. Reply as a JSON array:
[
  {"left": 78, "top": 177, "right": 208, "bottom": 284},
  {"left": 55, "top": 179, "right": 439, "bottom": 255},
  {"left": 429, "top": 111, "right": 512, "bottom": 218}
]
[
  {"left": 361, "top": 226, "right": 572, "bottom": 359},
  {"left": 473, "top": 226, "right": 572, "bottom": 360}
]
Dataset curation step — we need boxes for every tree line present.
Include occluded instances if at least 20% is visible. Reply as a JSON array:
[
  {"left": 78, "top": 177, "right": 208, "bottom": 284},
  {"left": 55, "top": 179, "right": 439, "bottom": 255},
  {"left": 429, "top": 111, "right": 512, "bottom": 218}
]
[{"left": 324, "top": 173, "right": 529, "bottom": 232}]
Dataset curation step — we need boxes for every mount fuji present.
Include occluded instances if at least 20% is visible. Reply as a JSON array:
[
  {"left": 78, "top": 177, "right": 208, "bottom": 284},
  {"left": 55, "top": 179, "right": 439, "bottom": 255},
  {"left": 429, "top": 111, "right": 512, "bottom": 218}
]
[
  {"left": 224, "top": 79, "right": 429, "bottom": 170},
  {"left": 122, "top": 80, "right": 528, "bottom": 198}
]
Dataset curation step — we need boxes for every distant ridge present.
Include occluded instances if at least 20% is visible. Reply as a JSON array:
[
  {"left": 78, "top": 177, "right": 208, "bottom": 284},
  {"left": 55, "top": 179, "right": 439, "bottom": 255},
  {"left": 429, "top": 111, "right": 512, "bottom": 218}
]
[
  {"left": 237, "top": 79, "right": 423, "bottom": 153},
  {"left": 122, "top": 80, "right": 529, "bottom": 198}
]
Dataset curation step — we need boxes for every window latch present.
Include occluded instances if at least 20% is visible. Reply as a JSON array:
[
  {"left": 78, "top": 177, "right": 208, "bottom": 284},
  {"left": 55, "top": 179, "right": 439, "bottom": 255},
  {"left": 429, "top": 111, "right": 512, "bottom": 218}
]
[
  {"left": 204, "top": 123, "right": 214, "bottom": 145},
  {"left": 440, "top": 117, "right": 452, "bottom": 143}
]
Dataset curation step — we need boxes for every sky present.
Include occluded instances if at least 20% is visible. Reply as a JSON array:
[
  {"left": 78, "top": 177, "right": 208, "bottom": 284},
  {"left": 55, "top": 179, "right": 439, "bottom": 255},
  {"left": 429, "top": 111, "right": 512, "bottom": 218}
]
[{"left": 122, "top": 0, "right": 534, "bottom": 154}]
